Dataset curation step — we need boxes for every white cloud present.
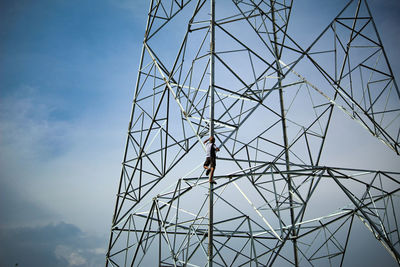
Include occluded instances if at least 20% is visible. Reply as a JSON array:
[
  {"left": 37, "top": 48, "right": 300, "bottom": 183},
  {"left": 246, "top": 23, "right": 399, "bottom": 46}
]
[
  {"left": 0, "top": 85, "right": 127, "bottom": 234},
  {"left": 0, "top": 222, "right": 106, "bottom": 266},
  {"left": 89, "top": 247, "right": 106, "bottom": 255},
  {"left": 0, "top": 85, "right": 71, "bottom": 162},
  {"left": 55, "top": 245, "right": 87, "bottom": 266}
]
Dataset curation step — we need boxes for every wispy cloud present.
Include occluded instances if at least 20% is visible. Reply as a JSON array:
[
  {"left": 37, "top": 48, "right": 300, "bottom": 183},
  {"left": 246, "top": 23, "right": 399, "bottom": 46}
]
[
  {"left": 0, "top": 86, "right": 119, "bottom": 266},
  {"left": 0, "top": 84, "right": 125, "bottom": 233},
  {"left": 0, "top": 222, "right": 106, "bottom": 267},
  {"left": 0, "top": 85, "right": 72, "bottom": 161}
]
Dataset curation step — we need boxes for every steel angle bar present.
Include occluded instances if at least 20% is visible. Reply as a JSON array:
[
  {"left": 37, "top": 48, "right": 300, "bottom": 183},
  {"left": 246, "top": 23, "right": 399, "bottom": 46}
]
[
  {"left": 355, "top": 212, "right": 400, "bottom": 263},
  {"left": 190, "top": 116, "right": 237, "bottom": 130},
  {"left": 266, "top": 165, "right": 305, "bottom": 205},
  {"left": 327, "top": 169, "right": 400, "bottom": 263},
  {"left": 107, "top": 1, "right": 400, "bottom": 266},
  {"left": 212, "top": 217, "right": 248, "bottom": 266},
  {"left": 367, "top": 190, "right": 389, "bottom": 239},
  {"left": 280, "top": 59, "right": 399, "bottom": 154},
  {"left": 247, "top": 216, "right": 260, "bottom": 266},
  {"left": 179, "top": 227, "right": 208, "bottom": 266},
  {"left": 308, "top": 219, "right": 351, "bottom": 262},
  {"left": 389, "top": 195, "right": 400, "bottom": 248},
  {"left": 145, "top": 0, "right": 194, "bottom": 41},
  {"left": 173, "top": 226, "right": 207, "bottom": 262},
  {"left": 124, "top": 135, "right": 196, "bottom": 163},
  {"left": 286, "top": 210, "right": 353, "bottom": 234},
  {"left": 334, "top": 18, "right": 378, "bottom": 47},
  {"left": 130, "top": 200, "right": 157, "bottom": 266},
  {"left": 233, "top": 1, "right": 292, "bottom": 58},
  {"left": 307, "top": 64, "right": 399, "bottom": 154},
  {"left": 154, "top": 201, "right": 180, "bottom": 267},
  {"left": 170, "top": 83, "right": 258, "bottom": 102},
  {"left": 106, "top": 0, "right": 157, "bottom": 260},
  {"left": 158, "top": 200, "right": 201, "bottom": 219},
  {"left": 108, "top": 216, "right": 136, "bottom": 257},
  {"left": 292, "top": 188, "right": 399, "bottom": 240},
  {"left": 343, "top": 50, "right": 384, "bottom": 81},
  {"left": 215, "top": 22, "right": 279, "bottom": 72},
  {"left": 231, "top": 180, "right": 282, "bottom": 240},
  {"left": 114, "top": 88, "right": 172, "bottom": 223},
  {"left": 364, "top": 0, "right": 400, "bottom": 100},
  {"left": 144, "top": 43, "right": 208, "bottom": 151},
  {"left": 205, "top": 189, "right": 273, "bottom": 235}
]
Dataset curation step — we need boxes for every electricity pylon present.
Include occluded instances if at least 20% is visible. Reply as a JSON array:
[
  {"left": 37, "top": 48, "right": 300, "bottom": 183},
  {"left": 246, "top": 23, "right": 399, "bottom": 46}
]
[{"left": 106, "top": 0, "right": 400, "bottom": 266}]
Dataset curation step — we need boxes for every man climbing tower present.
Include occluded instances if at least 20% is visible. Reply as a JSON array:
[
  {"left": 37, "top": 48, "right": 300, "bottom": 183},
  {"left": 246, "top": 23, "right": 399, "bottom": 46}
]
[{"left": 203, "top": 136, "right": 220, "bottom": 184}]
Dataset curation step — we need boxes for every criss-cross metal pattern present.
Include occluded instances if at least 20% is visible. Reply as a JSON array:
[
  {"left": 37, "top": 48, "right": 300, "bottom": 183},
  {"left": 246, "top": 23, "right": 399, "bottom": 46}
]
[{"left": 106, "top": 0, "right": 400, "bottom": 266}]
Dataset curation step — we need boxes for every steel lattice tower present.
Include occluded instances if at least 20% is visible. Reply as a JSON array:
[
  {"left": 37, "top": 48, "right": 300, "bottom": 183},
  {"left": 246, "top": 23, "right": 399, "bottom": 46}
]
[{"left": 106, "top": 0, "right": 400, "bottom": 266}]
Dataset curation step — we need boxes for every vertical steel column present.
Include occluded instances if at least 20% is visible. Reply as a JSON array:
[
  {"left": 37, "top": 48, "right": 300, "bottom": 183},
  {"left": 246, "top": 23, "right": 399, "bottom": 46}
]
[
  {"left": 270, "top": 1, "right": 299, "bottom": 266},
  {"left": 208, "top": 0, "right": 215, "bottom": 266}
]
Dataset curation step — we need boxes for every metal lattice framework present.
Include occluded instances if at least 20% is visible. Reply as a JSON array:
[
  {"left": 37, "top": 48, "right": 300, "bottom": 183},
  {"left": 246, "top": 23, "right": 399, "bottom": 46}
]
[{"left": 106, "top": 0, "right": 400, "bottom": 266}]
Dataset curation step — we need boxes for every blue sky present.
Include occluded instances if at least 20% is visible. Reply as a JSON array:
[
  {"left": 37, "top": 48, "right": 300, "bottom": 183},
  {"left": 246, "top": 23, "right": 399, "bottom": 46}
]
[{"left": 0, "top": 0, "right": 400, "bottom": 266}]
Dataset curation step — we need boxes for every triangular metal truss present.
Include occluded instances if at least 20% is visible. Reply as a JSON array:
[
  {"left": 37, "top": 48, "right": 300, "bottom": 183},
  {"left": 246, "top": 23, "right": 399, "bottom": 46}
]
[{"left": 106, "top": 0, "right": 400, "bottom": 266}]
